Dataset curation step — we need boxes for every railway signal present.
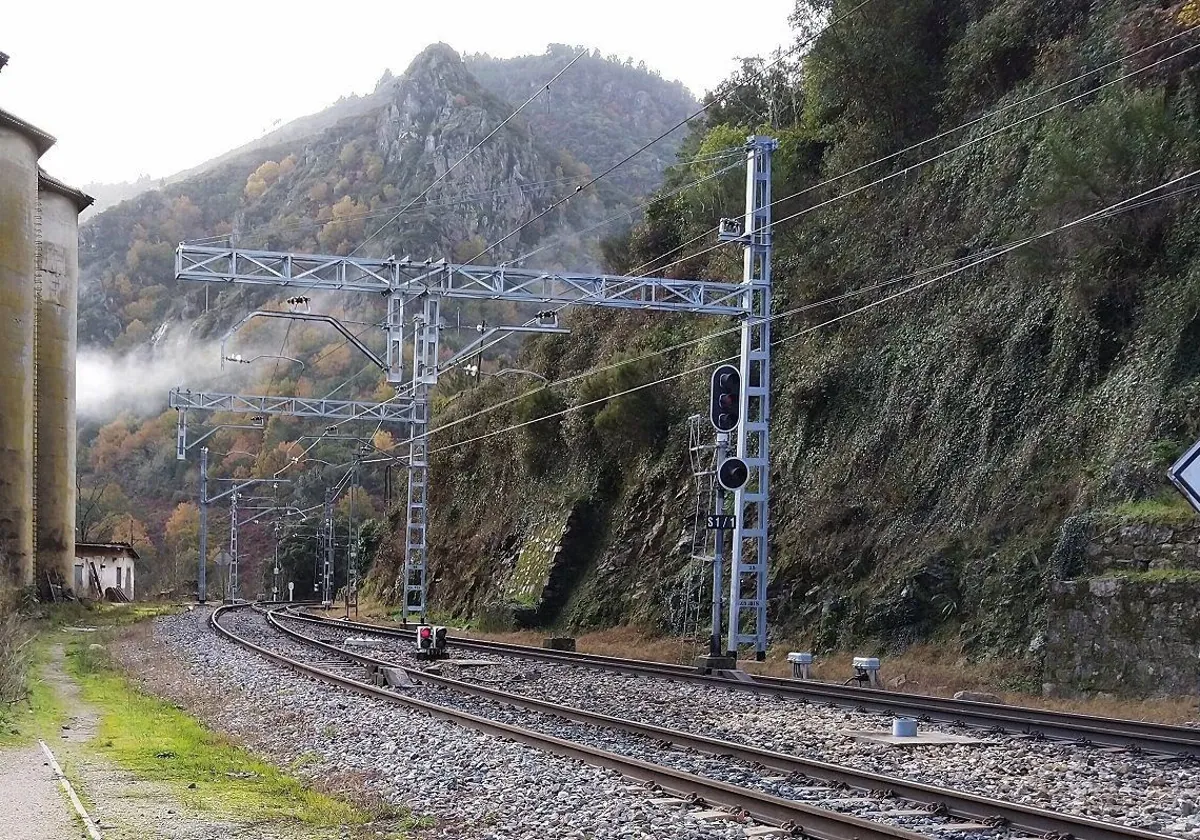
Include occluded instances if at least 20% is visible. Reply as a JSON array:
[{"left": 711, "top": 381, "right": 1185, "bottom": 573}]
[
  {"left": 717, "top": 456, "right": 749, "bottom": 491},
  {"left": 415, "top": 624, "right": 448, "bottom": 659},
  {"left": 709, "top": 364, "right": 741, "bottom": 432}
]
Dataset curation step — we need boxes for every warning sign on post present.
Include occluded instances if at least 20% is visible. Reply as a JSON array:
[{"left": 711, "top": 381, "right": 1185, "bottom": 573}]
[{"left": 1168, "top": 438, "right": 1200, "bottom": 515}]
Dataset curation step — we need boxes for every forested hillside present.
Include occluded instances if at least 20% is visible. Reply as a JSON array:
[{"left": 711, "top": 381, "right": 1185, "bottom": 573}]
[
  {"left": 362, "top": 0, "right": 1200, "bottom": 664},
  {"left": 72, "top": 43, "right": 695, "bottom": 596}
]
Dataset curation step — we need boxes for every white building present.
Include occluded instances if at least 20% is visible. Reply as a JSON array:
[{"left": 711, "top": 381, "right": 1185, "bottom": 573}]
[{"left": 74, "top": 542, "right": 137, "bottom": 600}]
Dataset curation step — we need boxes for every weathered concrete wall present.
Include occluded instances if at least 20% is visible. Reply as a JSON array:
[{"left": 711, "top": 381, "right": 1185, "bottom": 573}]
[
  {"left": 1045, "top": 575, "right": 1200, "bottom": 696},
  {"left": 35, "top": 185, "right": 82, "bottom": 594},
  {"left": 0, "top": 122, "right": 40, "bottom": 589}
]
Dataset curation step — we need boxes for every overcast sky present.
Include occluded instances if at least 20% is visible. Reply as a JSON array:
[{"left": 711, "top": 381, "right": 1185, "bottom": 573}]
[{"left": 3, "top": 0, "right": 796, "bottom": 187}]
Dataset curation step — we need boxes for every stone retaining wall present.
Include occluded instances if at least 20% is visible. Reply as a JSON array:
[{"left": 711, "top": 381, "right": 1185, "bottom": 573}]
[
  {"left": 1044, "top": 575, "right": 1200, "bottom": 696},
  {"left": 1083, "top": 522, "right": 1200, "bottom": 573}
]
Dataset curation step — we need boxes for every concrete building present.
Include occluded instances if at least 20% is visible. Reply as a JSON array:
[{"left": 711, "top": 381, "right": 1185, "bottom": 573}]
[
  {"left": 0, "top": 108, "right": 52, "bottom": 590},
  {"left": 74, "top": 542, "right": 137, "bottom": 600},
  {"left": 35, "top": 171, "right": 91, "bottom": 596},
  {"left": 0, "top": 104, "right": 91, "bottom": 597}
]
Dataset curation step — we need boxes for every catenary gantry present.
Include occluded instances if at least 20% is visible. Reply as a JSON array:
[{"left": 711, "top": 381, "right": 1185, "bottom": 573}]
[{"left": 173, "top": 136, "right": 776, "bottom": 658}]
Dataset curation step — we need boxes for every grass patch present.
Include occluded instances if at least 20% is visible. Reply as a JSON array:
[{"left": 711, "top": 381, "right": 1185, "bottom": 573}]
[
  {"left": 0, "top": 638, "right": 67, "bottom": 746},
  {"left": 1105, "top": 568, "right": 1200, "bottom": 584},
  {"left": 44, "top": 602, "right": 178, "bottom": 631},
  {"left": 63, "top": 642, "right": 369, "bottom": 829},
  {"left": 1106, "top": 494, "right": 1197, "bottom": 527}
]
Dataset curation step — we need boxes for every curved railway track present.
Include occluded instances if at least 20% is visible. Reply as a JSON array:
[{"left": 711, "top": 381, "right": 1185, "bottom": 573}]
[
  {"left": 213, "top": 603, "right": 1176, "bottom": 840},
  {"left": 295, "top": 609, "right": 1200, "bottom": 759}
]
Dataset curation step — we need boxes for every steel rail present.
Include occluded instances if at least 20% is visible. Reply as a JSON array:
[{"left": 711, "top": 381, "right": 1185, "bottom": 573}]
[
  {"left": 209, "top": 604, "right": 931, "bottom": 840},
  {"left": 270, "top": 608, "right": 1172, "bottom": 840},
  {"left": 294, "top": 610, "right": 1200, "bottom": 758}
]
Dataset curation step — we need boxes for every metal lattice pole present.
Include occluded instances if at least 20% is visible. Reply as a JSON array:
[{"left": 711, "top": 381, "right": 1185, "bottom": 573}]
[
  {"left": 271, "top": 525, "right": 280, "bottom": 601},
  {"left": 710, "top": 434, "right": 728, "bottom": 657},
  {"left": 322, "top": 488, "right": 334, "bottom": 606},
  {"left": 198, "top": 446, "right": 208, "bottom": 603},
  {"left": 346, "top": 469, "right": 358, "bottom": 617},
  {"left": 727, "top": 136, "right": 776, "bottom": 660},
  {"left": 228, "top": 491, "right": 239, "bottom": 602},
  {"left": 403, "top": 294, "right": 439, "bottom": 624}
]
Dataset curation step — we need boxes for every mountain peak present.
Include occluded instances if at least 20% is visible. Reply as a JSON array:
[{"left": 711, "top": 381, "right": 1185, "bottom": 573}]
[{"left": 394, "top": 43, "right": 469, "bottom": 91}]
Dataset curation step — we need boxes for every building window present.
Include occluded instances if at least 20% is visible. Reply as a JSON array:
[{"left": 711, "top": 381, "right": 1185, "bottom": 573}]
[{"left": 117, "top": 568, "right": 123, "bottom": 587}]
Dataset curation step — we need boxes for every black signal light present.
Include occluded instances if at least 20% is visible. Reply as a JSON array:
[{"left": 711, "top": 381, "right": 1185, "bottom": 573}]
[{"left": 710, "top": 364, "right": 741, "bottom": 432}]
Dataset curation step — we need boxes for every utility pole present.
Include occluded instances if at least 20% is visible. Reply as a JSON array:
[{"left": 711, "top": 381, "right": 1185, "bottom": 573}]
[
  {"left": 322, "top": 487, "right": 334, "bottom": 606},
  {"left": 726, "top": 136, "right": 776, "bottom": 661},
  {"left": 271, "top": 524, "right": 280, "bottom": 601},
  {"left": 196, "top": 449, "right": 287, "bottom": 605},
  {"left": 198, "top": 447, "right": 208, "bottom": 603},
  {"left": 228, "top": 491, "right": 239, "bottom": 602},
  {"left": 346, "top": 471, "right": 357, "bottom": 618},
  {"left": 710, "top": 433, "right": 728, "bottom": 658}
]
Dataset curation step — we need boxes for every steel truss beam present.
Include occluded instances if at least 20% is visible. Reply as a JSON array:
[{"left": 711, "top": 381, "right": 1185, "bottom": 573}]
[
  {"left": 169, "top": 388, "right": 415, "bottom": 425},
  {"left": 176, "top": 247, "right": 761, "bottom": 316}
]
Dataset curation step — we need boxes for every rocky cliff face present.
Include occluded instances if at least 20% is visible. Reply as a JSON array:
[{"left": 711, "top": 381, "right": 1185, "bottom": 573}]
[
  {"left": 365, "top": 1, "right": 1200, "bottom": 687},
  {"left": 465, "top": 45, "right": 698, "bottom": 200}
]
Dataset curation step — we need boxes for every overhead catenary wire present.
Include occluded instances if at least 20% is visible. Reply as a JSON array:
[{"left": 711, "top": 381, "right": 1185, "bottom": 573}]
[
  {"left": 464, "top": 0, "right": 880, "bottom": 264},
  {"left": 259, "top": 31, "right": 1200, "bottom": 484},
  {"left": 181, "top": 150, "right": 745, "bottom": 248},
  {"left": 193, "top": 3, "right": 879, "bottom": 451},
  {"left": 389, "top": 250, "right": 997, "bottom": 452},
  {"left": 409, "top": 171, "right": 1200, "bottom": 456},
  {"left": 247, "top": 10, "right": 1193, "bottom": 481},
  {"left": 643, "top": 36, "right": 1200, "bottom": 279},
  {"left": 506, "top": 158, "right": 744, "bottom": 267},
  {"left": 287, "top": 158, "right": 751, "bottom": 412}
]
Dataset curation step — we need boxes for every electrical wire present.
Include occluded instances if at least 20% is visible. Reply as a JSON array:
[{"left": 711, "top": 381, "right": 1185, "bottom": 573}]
[
  {"left": 509, "top": 159, "right": 743, "bottom": 267},
  {"left": 635, "top": 25, "right": 1200, "bottom": 280},
  {"left": 182, "top": 151, "right": 745, "bottom": 249},
  {"left": 245, "top": 9, "right": 1191, "bottom": 478},
  {"left": 464, "top": 0, "right": 880, "bottom": 264},
  {"left": 283, "top": 158, "right": 749, "bottom": 412},
  {"left": 420, "top": 170, "right": 1200, "bottom": 455},
  {"left": 393, "top": 254, "right": 985, "bottom": 450},
  {"left": 251, "top": 34, "right": 1200, "bottom": 487},
  {"left": 263, "top": 320, "right": 294, "bottom": 398}
]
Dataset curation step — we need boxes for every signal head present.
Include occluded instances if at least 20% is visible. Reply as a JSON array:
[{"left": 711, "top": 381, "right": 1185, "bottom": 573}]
[
  {"left": 709, "top": 364, "right": 741, "bottom": 432},
  {"left": 717, "top": 457, "right": 750, "bottom": 491}
]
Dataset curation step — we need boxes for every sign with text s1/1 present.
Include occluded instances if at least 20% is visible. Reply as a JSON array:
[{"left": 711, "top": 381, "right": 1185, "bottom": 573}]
[{"left": 1168, "top": 438, "right": 1200, "bottom": 515}]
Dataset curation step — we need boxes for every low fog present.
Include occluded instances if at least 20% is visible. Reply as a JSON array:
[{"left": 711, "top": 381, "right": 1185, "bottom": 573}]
[{"left": 76, "top": 337, "right": 275, "bottom": 421}]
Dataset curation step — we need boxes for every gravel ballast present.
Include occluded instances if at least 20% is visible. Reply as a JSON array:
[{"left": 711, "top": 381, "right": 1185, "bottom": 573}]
[
  {"left": 281, "top": 616, "right": 1200, "bottom": 838},
  {"left": 141, "top": 609, "right": 760, "bottom": 840}
]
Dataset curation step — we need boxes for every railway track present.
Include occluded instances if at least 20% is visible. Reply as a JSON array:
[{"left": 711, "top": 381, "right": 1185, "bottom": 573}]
[
  {"left": 214, "top": 603, "right": 1176, "bottom": 840},
  {"left": 295, "top": 609, "right": 1200, "bottom": 759}
]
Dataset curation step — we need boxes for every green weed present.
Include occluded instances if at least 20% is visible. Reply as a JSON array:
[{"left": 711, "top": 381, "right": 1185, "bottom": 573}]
[{"left": 63, "top": 643, "right": 368, "bottom": 828}]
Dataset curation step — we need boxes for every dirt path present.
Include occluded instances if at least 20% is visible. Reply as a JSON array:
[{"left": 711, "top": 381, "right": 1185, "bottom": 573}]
[
  {"left": 17, "top": 643, "right": 341, "bottom": 840},
  {"left": 0, "top": 741, "right": 85, "bottom": 839}
]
